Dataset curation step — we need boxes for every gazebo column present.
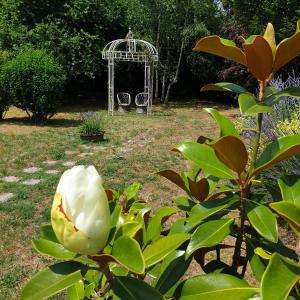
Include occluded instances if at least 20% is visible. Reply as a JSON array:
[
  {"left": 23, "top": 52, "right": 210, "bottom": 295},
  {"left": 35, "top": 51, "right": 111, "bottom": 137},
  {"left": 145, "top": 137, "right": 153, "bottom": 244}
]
[
  {"left": 108, "top": 59, "right": 115, "bottom": 115},
  {"left": 144, "top": 61, "right": 151, "bottom": 115}
]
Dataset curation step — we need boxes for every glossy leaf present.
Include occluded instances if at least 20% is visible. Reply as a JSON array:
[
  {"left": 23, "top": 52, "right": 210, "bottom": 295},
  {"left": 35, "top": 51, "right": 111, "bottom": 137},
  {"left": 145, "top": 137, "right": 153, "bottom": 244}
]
[
  {"left": 112, "top": 236, "right": 145, "bottom": 274},
  {"left": 243, "top": 35, "right": 273, "bottom": 81},
  {"left": 188, "top": 178, "right": 210, "bottom": 202},
  {"left": 251, "top": 134, "right": 300, "bottom": 178},
  {"left": 32, "top": 239, "right": 77, "bottom": 260},
  {"left": 204, "top": 108, "right": 240, "bottom": 138},
  {"left": 157, "top": 169, "right": 188, "bottom": 192},
  {"left": 270, "top": 201, "right": 300, "bottom": 232},
  {"left": 246, "top": 241, "right": 266, "bottom": 282},
  {"left": 261, "top": 253, "right": 300, "bottom": 300},
  {"left": 179, "top": 273, "right": 257, "bottom": 300},
  {"left": 266, "top": 86, "right": 300, "bottom": 106},
  {"left": 273, "top": 20, "right": 300, "bottom": 72},
  {"left": 124, "top": 182, "right": 141, "bottom": 200},
  {"left": 67, "top": 280, "right": 84, "bottom": 300},
  {"left": 21, "top": 261, "right": 83, "bottom": 300},
  {"left": 175, "top": 197, "right": 196, "bottom": 212},
  {"left": 174, "top": 141, "right": 235, "bottom": 179},
  {"left": 186, "top": 219, "right": 234, "bottom": 258},
  {"left": 193, "top": 35, "right": 247, "bottom": 65},
  {"left": 246, "top": 203, "right": 278, "bottom": 243},
  {"left": 155, "top": 250, "right": 192, "bottom": 294},
  {"left": 264, "top": 23, "right": 276, "bottom": 57},
  {"left": 201, "top": 82, "right": 248, "bottom": 94},
  {"left": 278, "top": 175, "right": 300, "bottom": 207},
  {"left": 208, "top": 136, "right": 248, "bottom": 175},
  {"left": 143, "top": 233, "right": 190, "bottom": 267},
  {"left": 111, "top": 203, "right": 122, "bottom": 228},
  {"left": 113, "top": 276, "right": 164, "bottom": 300},
  {"left": 115, "top": 222, "right": 142, "bottom": 239},
  {"left": 238, "top": 93, "right": 273, "bottom": 115},
  {"left": 40, "top": 224, "right": 59, "bottom": 243},
  {"left": 187, "top": 196, "right": 238, "bottom": 230},
  {"left": 145, "top": 207, "right": 179, "bottom": 244}
]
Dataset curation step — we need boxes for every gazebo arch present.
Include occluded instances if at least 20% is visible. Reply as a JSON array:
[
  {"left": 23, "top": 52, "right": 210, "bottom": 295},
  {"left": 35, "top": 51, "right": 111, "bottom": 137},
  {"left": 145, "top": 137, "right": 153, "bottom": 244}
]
[{"left": 102, "top": 29, "right": 158, "bottom": 115}]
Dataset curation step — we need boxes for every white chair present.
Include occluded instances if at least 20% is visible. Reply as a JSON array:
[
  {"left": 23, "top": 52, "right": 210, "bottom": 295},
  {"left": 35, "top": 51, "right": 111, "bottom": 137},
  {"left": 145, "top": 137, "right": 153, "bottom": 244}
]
[
  {"left": 135, "top": 92, "right": 149, "bottom": 114},
  {"left": 117, "top": 92, "right": 131, "bottom": 112}
]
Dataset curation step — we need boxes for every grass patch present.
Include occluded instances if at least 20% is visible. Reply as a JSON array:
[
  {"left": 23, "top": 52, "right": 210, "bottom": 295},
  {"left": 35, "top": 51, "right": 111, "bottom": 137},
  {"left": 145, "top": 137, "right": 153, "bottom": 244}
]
[{"left": 0, "top": 104, "right": 238, "bottom": 298}]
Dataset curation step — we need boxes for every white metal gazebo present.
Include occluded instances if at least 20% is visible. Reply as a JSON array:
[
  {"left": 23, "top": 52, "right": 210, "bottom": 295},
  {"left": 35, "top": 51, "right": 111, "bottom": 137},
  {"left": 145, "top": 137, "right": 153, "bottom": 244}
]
[{"left": 102, "top": 29, "right": 158, "bottom": 115}]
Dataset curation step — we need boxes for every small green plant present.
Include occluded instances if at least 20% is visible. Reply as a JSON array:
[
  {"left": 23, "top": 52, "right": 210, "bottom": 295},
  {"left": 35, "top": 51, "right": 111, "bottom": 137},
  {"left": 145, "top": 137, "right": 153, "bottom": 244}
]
[
  {"left": 79, "top": 112, "right": 104, "bottom": 136},
  {"left": 0, "top": 47, "right": 65, "bottom": 122}
]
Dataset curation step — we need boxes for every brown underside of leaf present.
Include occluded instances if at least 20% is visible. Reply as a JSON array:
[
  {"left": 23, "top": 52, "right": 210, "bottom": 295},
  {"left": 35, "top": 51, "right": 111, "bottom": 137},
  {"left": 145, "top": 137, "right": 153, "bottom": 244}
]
[
  {"left": 208, "top": 136, "right": 248, "bottom": 175},
  {"left": 188, "top": 178, "right": 210, "bottom": 202},
  {"left": 243, "top": 36, "right": 273, "bottom": 81}
]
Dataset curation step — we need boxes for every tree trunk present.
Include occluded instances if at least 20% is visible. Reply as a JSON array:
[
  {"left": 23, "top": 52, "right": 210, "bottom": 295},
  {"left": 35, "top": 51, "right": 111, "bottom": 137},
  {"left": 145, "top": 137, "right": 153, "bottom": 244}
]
[
  {"left": 154, "top": 14, "right": 161, "bottom": 102},
  {"left": 161, "top": 73, "right": 166, "bottom": 102},
  {"left": 164, "top": 39, "right": 185, "bottom": 104}
]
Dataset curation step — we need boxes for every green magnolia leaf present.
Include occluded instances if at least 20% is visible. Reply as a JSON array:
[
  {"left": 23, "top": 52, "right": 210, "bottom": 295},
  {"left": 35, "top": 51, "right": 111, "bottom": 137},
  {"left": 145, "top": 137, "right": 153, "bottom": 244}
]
[
  {"left": 143, "top": 233, "right": 190, "bottom": 268},
  {"left": 21, "top": 261, "right": 84, "bottom": 300},
  {"left": 264, "top": 23, "right": 276, "bottom": 57},
  {"left": 111, "top": 203, "right": 122, "bottom": 228},
  {"left": 113, "top": 276, "right": 164, "bottom": 300},
  {"left": 186, "top": 219, "right": 234, "bottom": 258},
  {"left": 270, "top": 201, "right": 300, "bottom": 232},
  {"left": 193, "top": 35, "right": 247, "bottom": 65},
  {"left": 174, "top": 141, "right": 235, "bottom": 179},
  {"left": 251, "top": 134, "right": 300, "bottom": 178},
  {"left": 175, "top": 197, "right": 196, "bottom": 212},
  {"left": 278, "top": 175, "right": 300, "bottom": 207},
  {"left": 265, "top": 86, "right": 300, "bottom": 106},
  {"left": 115, "top": 221, "right": 142, "bottom": 240},
  {"left": 273, "top": 20, "right": 300, "bottom": 72},
  {"left": 112, "top": 236, "right": 145, "bottom": 274},
  {"left": 124, "top": 182, "right": 141, "bottom": 200},
  {"left": 179, "top": 273, "right": 258, "bottom": 300},
  {"left": 261, "top": 253, "right": 300, "bottom": 300},
  {"left": 246, "top": 241, "right": 266, "bottom": 282},
  {"left": 208, "top": 136, "right": 248, "bottom": 175},
  {"left": 84, "top": 282, "right": 96, "bottom": 298},
  {"left": 67, "top": 280, "right": 84, "bottom": 300},
  {"left": 40, "top": 224, "right": 59, "bottom": 243},
  {"left": 204, "top": 108, "right": 240, "bottom": 138},
  {"left": 157, "top": 170, "right": 188, "bottom": 192},
  {"left": 201, "top": 82, "right": 248, "bottom": 94},
  {"left": 238, "top": 93, "right": 273, "bottom": 115},
  {"left": 32, "top": 239, "right": 77, "bottom": 260},
  {"left": 246, "top": 203, "right": 278, "bottom": 243},
  {"left": 155, "top": 250, "right": 192, "bottom": 294},
  {"left": 187, "top": 196, "right": 238, "bottom": 230},
  {"left": 145, "top": 207, "right": 179, "bottom": 244}
]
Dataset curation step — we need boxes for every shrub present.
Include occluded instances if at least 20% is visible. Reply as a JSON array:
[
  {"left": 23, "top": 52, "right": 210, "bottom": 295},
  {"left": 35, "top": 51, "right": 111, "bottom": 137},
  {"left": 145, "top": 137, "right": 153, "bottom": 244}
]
[
  {"left": 0, "top": 50, "right": 10, "bottom": 120},
  {"left": 0, "top": 47, "right": 66, "bottom": 122}
]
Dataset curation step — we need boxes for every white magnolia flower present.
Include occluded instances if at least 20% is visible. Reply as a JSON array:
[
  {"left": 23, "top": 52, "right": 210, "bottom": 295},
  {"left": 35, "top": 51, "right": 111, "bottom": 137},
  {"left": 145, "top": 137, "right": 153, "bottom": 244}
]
[{"left": 51, "top": 165, "right": 111, "bottom": 255}]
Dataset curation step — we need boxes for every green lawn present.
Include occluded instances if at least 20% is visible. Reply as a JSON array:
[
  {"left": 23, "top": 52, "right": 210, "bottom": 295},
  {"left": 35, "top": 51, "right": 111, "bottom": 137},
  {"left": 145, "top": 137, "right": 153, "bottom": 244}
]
[{"left": 0, "top": 103, "right": 238, "bottom": 299}]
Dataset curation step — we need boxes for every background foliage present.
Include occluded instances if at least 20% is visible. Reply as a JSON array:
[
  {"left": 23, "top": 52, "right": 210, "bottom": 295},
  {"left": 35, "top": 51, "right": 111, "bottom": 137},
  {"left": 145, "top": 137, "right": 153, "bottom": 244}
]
[{"left": 0, "top": 0, "right": 298, "bottom": 102}]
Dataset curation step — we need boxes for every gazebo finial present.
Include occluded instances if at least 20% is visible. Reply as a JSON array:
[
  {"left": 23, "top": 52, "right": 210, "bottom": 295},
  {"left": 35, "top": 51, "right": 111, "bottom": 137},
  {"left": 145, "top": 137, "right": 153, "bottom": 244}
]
[{"left": 125, "top": 27, "right": 133, "bottom": 39}]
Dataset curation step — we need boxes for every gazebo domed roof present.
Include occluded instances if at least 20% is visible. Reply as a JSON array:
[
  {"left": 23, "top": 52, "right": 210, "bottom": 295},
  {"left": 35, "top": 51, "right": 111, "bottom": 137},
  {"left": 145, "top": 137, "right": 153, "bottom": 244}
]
[{"left": 102, "top": 34, "right": 158, "bottom": 62}]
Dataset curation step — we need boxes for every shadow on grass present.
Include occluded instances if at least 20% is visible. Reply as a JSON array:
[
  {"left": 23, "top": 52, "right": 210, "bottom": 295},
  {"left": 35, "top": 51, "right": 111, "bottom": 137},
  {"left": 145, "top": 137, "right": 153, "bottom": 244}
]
[{"left": 1, "top": 116, "right": 81, "bottom": 128}]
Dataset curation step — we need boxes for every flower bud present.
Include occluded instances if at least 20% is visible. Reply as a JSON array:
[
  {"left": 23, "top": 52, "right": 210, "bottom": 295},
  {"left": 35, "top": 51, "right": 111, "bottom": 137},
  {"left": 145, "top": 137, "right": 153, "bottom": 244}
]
[{"left": 51, "top": 165, "right": 111, "bottom": 255}]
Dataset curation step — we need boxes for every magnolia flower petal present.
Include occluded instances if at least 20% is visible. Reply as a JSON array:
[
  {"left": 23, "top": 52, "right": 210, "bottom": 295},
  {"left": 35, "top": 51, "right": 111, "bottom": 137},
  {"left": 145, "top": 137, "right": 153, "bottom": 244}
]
[
  {"left": 51, "top": 193, "right": 108, "bottom": 254},
  {"left": 53, "top": 166, "right": 111, "bottom": 255}
]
